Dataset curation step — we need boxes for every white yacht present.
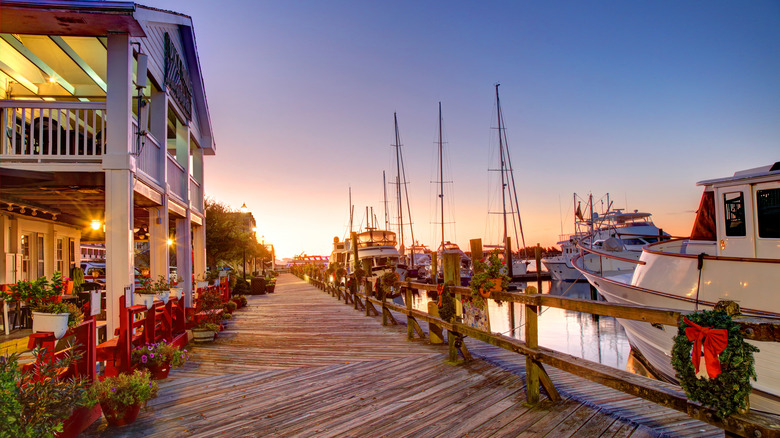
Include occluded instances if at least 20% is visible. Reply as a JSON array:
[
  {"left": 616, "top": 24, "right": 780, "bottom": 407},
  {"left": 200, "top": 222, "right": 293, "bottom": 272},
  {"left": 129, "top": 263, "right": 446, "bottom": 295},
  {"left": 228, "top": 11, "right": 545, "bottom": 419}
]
[{"left": 575, "top": 162, "right": 780, "bottom": 415}]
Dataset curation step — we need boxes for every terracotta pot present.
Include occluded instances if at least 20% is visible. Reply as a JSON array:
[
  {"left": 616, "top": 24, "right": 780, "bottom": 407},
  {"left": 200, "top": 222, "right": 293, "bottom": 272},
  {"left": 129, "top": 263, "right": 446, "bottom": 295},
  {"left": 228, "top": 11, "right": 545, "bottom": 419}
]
[
  {"left": 479, "top": 278, "right": 504, "bottom": 298},
  {"left": 144, "top": 361, "right": 171, "bottom": 379},
  {"left": 101, "top": 402, "right": 142, "bottom": 427}
]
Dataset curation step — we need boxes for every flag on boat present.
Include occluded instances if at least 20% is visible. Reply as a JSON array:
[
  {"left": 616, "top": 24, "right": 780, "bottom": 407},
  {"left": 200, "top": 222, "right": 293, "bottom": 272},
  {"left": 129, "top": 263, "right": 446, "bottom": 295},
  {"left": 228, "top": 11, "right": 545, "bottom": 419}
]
[{"left": 575, "top": 202, "right": 584, "bottom": 221}]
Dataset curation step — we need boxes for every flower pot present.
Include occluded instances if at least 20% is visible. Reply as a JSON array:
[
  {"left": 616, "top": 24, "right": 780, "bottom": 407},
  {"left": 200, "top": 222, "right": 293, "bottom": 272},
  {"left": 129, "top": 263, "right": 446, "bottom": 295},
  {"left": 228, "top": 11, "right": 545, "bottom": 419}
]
[
  {"left": 101, "top": 402, "right": 142, "bottom": 427},
  {"left": 479, "top": 279, "right": 504, "bottom": 298},
  {"left": 31, "top": 311, "right": 70, "bottom": 339},
  {"left": 170, "top": 287, "right": 183, "bottom": 300},
  {"left": 157, "top": 290, "right": 170, "bottom": 304},
  {"left": 57, "top": 404, "right": 102, "bottom": 438},
  {"left": 134, "top": 293, "right": 155, "bottom": 309},
  {"left": 192, "top": 329, "right": 215, "bottom": 343},
  {"left": 144, "top": 361, "right": 171, "bottom": 380},
  {"left": 40, "top": 294, "right": 63, "bottom": 304},
  {"left": 266, "top": 284, "right": 276, "bottom": 293}
]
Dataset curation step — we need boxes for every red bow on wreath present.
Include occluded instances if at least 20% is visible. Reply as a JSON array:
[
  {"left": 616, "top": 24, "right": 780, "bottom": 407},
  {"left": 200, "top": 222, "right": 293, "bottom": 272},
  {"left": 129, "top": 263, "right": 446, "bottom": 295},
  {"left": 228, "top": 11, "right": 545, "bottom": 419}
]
[{"left": 683, "top": 316, "right": 728, "bottom": 379}]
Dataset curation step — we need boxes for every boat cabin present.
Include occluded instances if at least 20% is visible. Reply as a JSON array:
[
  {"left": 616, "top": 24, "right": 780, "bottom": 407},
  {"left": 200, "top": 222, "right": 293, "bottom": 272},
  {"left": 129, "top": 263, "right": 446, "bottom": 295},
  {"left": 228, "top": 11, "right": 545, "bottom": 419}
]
[{"left": 688, "top": 162, "right": 780, "bottom": 259}]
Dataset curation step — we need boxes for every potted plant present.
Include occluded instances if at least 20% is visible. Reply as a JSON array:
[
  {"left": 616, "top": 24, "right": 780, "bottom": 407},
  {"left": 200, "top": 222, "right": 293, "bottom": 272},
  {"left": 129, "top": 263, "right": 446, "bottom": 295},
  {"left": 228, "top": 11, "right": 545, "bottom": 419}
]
[
  {"left": 380, "top": 271, "right": 400, "bottom": 298},
  {"left": 151, "top": 275, "right": 170, "bottom": 304},
  {"left": 231, "top": 294, "right": 247, "bottom": 309},
  {"left": 12, "top": 272, "right": 82, "bottom": 339},
  {"left": 89, "top": 370, "right": 158, "bottom": 427},
  {"left": 191, "top": 322, "right": 220, "bottom": 343},
  {"left": 131, "top": 341, "right": 189, "bottom": 380},
  {"left": 169, "top": 272, "right": 183, "bottom": 300},
  {"left": 30, "top": 302, "right": 84, "bottom": 340},
  {"left": 265, "top": 276, "right": 276, "bottom": 293},
  {"left": 224, "top": 300, "right": 237, "bottom": 314},
  {"left": 1, "top": 346, "right": 94, "bottom": 437},
  {"left": 134, "top": 276, "right": 156, "bottom": 309},
  {"left": 469, "top": 251, "right": 511, "bottom": 304}
]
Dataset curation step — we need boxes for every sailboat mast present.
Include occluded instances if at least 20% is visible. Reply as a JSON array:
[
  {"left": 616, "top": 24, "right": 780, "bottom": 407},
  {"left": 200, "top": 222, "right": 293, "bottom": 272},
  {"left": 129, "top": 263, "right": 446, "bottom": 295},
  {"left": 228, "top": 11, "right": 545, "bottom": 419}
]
[
  {"left": 438, "top": 102, "right": 445, "bottom": 250},
  {"left": 393, "top": 113, "right": 405, "bottom": 250},
  {"left": 383, "top": 171, "right": 390, "bottom": 230},
  {"left": 496, "top": 84, "right": 512, "bottom": 276}
]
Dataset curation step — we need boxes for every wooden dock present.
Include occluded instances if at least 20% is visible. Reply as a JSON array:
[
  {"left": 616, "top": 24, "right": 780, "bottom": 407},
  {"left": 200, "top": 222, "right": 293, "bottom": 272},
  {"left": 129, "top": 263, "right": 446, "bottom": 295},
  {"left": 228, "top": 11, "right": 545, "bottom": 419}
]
[{"left": 84, "top": 274, "right": 722, "bottom": 437}]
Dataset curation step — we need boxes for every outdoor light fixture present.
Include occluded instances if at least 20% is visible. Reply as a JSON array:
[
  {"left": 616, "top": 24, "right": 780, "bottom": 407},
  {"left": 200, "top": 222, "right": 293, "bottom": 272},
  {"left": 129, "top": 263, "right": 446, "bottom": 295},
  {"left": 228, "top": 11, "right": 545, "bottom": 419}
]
[
  {"left": 167, "top": 238, "right": 174, "bottom": 246},
  {"left": 91, "top": 219, "right": 101, "bottom": 230},
  {"left": 48, "top": 76, "right": 56, "bottom": 83}
]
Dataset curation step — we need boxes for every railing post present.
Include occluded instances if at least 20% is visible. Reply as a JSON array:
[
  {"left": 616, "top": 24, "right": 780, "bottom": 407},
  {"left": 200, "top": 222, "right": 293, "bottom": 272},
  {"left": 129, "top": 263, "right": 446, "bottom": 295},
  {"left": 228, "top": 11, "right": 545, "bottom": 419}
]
[
  {"left": 428, "top": 301, "right": 444, "bottom": 344},
  {"left": 525, "top": 284, "right": 540, "bottom": 404},
  {"left": 406, "top": 286, "right": 414, "bottom": 340}
]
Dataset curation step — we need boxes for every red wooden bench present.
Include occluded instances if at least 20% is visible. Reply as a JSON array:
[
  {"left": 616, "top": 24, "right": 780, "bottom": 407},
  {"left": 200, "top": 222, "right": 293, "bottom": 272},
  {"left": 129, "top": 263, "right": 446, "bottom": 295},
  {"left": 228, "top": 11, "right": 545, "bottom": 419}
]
[{"left": 186, "top": 285, "right": 226, "bottom": 328}]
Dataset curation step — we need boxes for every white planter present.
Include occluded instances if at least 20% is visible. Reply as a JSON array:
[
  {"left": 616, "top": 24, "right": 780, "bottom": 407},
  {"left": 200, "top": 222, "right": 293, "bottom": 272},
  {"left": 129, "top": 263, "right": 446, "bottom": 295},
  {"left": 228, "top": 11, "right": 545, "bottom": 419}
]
[
  {"left": 157, "top": 290, "right": 170, "bottom": 304},
  {"left": 196, "top": 281, "right": 208, "bottom": 290},
  {"left": 134, "top": 293, "right": 156, "bottom": 309},
  {"left": 32, "top": 311, "right": 70, "bottom": 339},
  {"left": 89, "top": 290, "right": 101, "bottom": 316},
  {"left": 169, "top": 287, "right": 183, "bottom": 300}
]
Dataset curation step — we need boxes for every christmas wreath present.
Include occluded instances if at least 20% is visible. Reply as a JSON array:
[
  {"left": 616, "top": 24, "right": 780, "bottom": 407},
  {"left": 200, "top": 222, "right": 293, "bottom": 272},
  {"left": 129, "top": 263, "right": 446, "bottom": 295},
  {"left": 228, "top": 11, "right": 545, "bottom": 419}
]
[
  {"left": 671, "top": 309, "right": 759, "bottom": 419},
  {"left": 437, "top": 283, "right": 456, "bottom": 323}
]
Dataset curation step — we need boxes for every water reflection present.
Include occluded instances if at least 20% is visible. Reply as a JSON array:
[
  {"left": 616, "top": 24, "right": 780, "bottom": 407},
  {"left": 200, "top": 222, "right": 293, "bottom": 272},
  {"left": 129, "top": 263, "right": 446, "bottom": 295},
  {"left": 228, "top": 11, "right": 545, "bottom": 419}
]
[{"left": 406, "top": 281, "right": 631, "bottom": 371}]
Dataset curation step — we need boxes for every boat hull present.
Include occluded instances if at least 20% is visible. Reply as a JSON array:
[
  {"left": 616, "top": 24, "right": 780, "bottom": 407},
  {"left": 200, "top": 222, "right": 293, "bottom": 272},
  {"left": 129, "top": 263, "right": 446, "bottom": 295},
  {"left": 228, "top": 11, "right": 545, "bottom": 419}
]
[{"left": 577, "top": 261, "right": 780, "bottom": 416}]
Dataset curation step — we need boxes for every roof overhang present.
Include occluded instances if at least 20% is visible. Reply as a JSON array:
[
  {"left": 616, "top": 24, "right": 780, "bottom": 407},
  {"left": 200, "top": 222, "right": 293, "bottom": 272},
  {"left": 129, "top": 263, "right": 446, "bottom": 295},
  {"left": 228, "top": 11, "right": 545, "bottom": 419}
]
[{"left": 0, "top": 0, "right": 146, "bottom": 37}]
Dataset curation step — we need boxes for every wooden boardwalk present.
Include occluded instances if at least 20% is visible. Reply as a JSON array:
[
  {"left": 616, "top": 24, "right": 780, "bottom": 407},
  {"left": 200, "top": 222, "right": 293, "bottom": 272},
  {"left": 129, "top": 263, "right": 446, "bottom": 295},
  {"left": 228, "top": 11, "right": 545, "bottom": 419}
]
[{"left": 84, "top": 274, "right": 721, "bottom": 437}]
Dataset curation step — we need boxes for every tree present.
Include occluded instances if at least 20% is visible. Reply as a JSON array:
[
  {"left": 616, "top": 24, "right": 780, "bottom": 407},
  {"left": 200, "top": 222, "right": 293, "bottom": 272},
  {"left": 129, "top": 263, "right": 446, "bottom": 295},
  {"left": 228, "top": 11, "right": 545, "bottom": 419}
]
[{"left": 204, "top": 198, "right": 250, "bottom": 269}]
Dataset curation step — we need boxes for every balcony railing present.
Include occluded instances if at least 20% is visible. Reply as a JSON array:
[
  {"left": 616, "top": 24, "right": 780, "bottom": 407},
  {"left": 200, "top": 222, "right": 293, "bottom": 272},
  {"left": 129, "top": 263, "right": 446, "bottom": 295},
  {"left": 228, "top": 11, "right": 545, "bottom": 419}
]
[
  {"left": 167, "top": 154, "right": 186, "bottom": 203},
  {"left": 134, "top": 122, "right": 163, "bottom": 186},
  {"left": 1, "top": 100, "right": 106, "bottom": 160},
  {"left": 189, "top": 177, "right": 203, "bottom": 213}
]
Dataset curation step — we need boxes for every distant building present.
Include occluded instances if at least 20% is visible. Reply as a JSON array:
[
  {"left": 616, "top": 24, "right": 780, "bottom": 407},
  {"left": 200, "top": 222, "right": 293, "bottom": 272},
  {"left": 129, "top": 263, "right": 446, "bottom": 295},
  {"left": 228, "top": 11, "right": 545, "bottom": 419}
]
[{"left": 0, "top": 1, "right": 216, "bottom": 336}]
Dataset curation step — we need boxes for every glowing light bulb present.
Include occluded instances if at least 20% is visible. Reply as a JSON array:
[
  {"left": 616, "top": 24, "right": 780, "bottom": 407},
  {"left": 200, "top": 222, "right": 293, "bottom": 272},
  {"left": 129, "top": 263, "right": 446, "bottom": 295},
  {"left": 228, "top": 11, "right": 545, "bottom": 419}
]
[{"left": 91, "top": 220, "right": 101, "bottom": 230}]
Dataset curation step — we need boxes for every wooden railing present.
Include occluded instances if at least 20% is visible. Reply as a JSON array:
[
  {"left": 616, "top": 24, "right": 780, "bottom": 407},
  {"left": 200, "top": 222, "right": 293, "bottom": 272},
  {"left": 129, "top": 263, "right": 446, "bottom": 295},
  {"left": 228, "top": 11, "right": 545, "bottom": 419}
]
[
  {"left": 1, "top": 100, "right": 106, "bottom": 160},
  {"left": 304, "top": 274, "right": 780, "bottom": 438}
]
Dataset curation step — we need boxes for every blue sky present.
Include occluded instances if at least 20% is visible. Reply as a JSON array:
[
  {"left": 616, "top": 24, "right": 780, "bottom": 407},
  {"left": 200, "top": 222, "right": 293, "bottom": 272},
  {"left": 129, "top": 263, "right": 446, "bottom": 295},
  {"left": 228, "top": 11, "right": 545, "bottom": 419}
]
[{"left": 145, "top": 0, "right": 780, "bottom": 259}]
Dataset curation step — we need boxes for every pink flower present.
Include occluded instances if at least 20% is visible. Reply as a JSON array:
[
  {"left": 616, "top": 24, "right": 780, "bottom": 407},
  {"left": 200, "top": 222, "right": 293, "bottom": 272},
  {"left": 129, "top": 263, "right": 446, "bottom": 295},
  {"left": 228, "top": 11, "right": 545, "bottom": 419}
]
[{"left": 141, "top": 355, "right": 148, "bottom": 363}]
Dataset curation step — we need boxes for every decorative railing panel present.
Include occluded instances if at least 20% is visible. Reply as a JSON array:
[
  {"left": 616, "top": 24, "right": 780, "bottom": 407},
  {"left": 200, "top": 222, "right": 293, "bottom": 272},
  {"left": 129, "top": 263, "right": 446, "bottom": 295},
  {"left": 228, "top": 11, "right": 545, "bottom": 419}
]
[
  {"left": 135, "top": 122, "right": 163, "bottom": 186},
  {"left": 1, "top": 101, "right": 106, "bottom": 159}
]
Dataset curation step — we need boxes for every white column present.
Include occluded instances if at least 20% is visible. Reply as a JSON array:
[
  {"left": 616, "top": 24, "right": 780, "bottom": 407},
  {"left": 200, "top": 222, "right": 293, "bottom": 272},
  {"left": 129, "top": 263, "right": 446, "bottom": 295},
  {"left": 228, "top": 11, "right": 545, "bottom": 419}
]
[
  {"left": 175, "top": 217, "right": 193, "bottom": 307},
  {"left": 103, "top": 33, "right": 135, "bottom": 337},
  {"left": 148, "top": 206, "right": 169, "bottom": 282}
]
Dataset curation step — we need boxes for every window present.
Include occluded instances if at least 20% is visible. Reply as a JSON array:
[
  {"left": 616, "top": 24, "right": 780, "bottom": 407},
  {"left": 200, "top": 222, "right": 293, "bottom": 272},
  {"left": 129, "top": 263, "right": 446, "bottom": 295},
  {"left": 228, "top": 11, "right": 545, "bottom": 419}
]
[
  {"left": 57, "top": 238, "right": 64, "bottom": 273},
  {"left": 21, "top": 234, "right": 30, "bottom": 281},
  {"left": 723, "top": 192, "right": 746, "bottom": 237},
  {"left": 37, "top": 235, "right": 44, "bottom": 278},
  {"left": 756, "top": 188, "right": 780, "bottom": 238}
]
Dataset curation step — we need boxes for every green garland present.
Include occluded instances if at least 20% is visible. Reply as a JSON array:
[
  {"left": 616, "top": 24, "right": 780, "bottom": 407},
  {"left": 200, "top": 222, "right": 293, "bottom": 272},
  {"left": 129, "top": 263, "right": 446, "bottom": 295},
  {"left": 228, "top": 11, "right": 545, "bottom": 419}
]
[
  {"left": 671, "top": 310, "right": 759, "bottom": 419},
  {"left": 438, "top": 285, "right": 456, "bottom": 323}
]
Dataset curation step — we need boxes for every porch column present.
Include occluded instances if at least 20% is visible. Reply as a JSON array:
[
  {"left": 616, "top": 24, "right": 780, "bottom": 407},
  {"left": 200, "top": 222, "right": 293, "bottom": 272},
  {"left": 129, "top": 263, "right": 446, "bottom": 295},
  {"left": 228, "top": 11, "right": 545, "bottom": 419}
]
[
  {"left": 0, "top": 215, "right": 10, "bottom": 283},
  {"left": 148, "top": 206, "right": 169, "bottom": 282},
  {"left": 175, "top": 217, "right": 193, "bottom": 307},
  {"left": 103, "top": 33, "right": 135, "bottom": 337},
  {"left": 192, "top": 222, "right": 206, "bottom": 283}
]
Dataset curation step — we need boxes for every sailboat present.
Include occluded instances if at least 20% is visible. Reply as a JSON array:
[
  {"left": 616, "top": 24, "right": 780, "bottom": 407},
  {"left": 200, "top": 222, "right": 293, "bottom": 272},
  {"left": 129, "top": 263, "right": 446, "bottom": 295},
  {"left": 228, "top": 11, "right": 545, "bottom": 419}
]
[
  {"left": 432, "top": 102, "right": 472, "bottom": 285},
  {"left": 485, "top": 84, "right": 529, "bottom": 277}
]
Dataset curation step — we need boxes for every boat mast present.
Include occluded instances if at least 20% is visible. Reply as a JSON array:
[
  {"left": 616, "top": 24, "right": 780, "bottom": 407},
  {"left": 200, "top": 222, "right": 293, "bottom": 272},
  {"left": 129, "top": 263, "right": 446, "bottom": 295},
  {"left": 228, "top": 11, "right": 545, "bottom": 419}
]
[
  {"left": 393, "top": 113, "right": 405, "bottom": 252},
  {"left": 496, "top": 84, "right": 513, "bottom": 277},
  {"left": 438, "top": 102, "right": 445, "bottom": 251},
  {"left": 383, "top": 171, "right": 390, "bottom": 230}
]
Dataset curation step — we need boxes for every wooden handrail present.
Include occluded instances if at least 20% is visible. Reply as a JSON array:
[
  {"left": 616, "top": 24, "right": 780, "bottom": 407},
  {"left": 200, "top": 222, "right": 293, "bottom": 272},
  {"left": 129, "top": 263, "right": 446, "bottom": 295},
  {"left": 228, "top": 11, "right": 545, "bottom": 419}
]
[{"left": 305, "top": 274, "right": 780, "bottom": 438}]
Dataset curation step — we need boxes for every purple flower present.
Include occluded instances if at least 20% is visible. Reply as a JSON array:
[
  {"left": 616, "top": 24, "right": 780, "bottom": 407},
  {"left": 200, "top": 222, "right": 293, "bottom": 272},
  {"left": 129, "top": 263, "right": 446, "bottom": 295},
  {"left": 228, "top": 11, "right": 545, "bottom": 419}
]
[
  {"left": 148, "top": 345, "right": 154, "bottom": 351},
  {"left": 141, "top": 355, "right": 148, "bottom": 363},
  {"left": 149, "top": 353, "right": 154, "bottom": 358},
  {"left": 111, "top": 388, "right": 116, "bottom": 392}
]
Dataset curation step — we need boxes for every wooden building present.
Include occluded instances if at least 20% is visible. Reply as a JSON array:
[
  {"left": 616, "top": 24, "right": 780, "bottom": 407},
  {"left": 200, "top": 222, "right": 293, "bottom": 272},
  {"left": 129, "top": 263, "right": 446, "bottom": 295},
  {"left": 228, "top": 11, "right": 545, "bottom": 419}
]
[{"left": 0, "top": 0, "right": 215, "bottom": 337}]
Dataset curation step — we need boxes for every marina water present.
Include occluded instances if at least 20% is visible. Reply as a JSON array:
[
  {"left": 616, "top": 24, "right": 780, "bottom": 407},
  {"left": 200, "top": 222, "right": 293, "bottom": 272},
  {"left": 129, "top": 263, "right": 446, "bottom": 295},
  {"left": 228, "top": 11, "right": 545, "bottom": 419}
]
[{"left": 405, "top": 280, "right": 631, "bottom": 371}]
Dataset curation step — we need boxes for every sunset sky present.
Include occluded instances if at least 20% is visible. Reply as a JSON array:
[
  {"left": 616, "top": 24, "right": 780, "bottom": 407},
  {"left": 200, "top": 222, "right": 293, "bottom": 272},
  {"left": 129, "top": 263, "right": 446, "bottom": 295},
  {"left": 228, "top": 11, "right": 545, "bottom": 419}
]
[{"left": 147, "top": 0, "right": 779, "bottom": 260}]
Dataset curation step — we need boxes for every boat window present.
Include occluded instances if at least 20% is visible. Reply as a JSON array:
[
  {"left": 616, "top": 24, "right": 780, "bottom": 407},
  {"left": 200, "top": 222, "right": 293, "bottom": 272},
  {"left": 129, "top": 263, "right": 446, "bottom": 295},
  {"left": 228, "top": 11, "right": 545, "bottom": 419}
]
[
  {"left": 723, "top": 191, "right": 746, "bottom": 237},
  {"left": 756, "top": 188, "right": 780, "bottom": 238}
]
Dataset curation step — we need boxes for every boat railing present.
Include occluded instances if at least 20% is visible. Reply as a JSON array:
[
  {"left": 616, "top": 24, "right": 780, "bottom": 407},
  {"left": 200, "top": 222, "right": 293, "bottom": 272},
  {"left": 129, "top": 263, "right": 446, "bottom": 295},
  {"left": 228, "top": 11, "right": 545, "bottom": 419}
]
[
  {"left": 304, "top": 271, "right": 780, "bottom": 437},
  {"left": 575, "top": 240, "right": 647, "bottom": 266}
]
